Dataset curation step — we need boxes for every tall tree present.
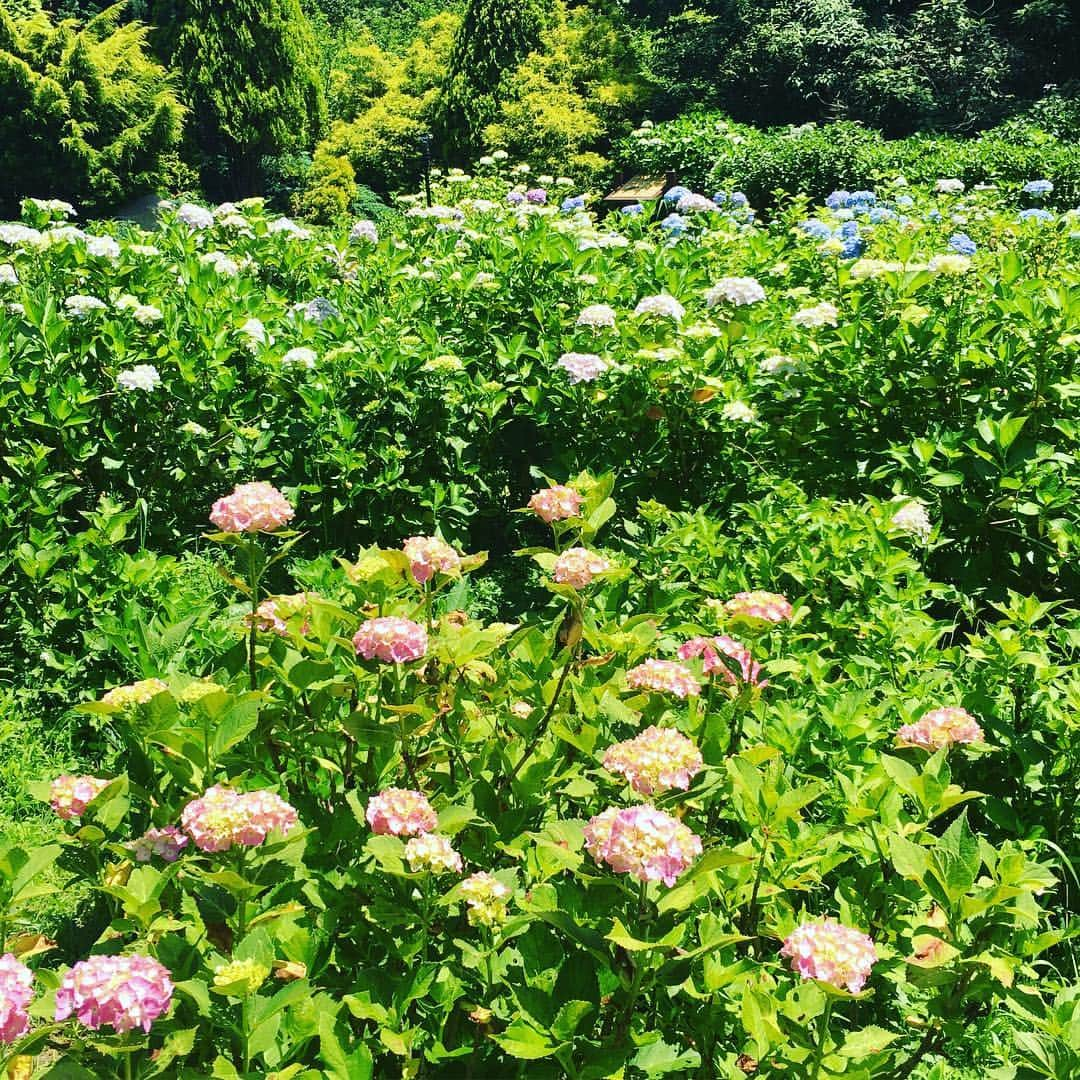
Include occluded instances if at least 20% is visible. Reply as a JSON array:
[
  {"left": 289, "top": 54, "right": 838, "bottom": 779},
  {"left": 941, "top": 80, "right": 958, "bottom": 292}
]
[
  {"left": 435, "top": 0, "right": 544, "bottom": 160},
  {"left": 171, "top": 0, "right": 325, "bottom": 197},
  {"left": 0, "top": 2, "right": 183, "bottom": 216}
]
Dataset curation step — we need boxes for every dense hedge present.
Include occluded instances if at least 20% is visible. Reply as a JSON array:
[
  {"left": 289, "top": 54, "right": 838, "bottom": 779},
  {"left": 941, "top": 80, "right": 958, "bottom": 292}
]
[{"left": 619, "top": 113, "right": 1080, "bottom": 211}]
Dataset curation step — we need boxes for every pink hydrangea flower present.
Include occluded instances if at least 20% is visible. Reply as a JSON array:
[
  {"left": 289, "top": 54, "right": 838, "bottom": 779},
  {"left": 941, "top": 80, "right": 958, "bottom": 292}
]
[
  {"left": 898, "top": 707, "right": 983, "bottom": 750},
  {"left": 780, "top": 919, "right": 877, "bottom": 993},
  {"left": 460, "top": 872, "right": 511, "bottom": 926},
  {"left": 245, "top": 592, "right": 314, "bottom": 637},
  {"left": 678, "top": 635, "right": 766, "bottom": 687},
  {"left": 553, "top": 547, "right": 609, "bottom": 588},
  {"left": 405, "top": 833, "right": 464, "bottom": 874},
  {"left": 129, "top": 826, "right": 189, "bottom": 863},
  {"left": 50, "top": 775, "right": 109, "bottom": 820},
  {"left": 558, "top": 352, "right": 609, "bottom": 384},
  {"left": 56, "top": 955, "right": 173, "bottom": 1034},
  {"left": 723, "top": 591, "right": 793, "bottom": 627},
  {"left": 0, "top": 954, "right": 33, "bottom": 1044},
  {"left": 181, "top": 785, "right": 298, "bottom": 853},
  {"left": 626, "top": 659, "right": 701, "bottom": 699},
  {"left": 602, "top": 726, "right": 704, "bottom": 795},
  {"left": 403, "top": 536, "right": 460, "bottom": 584},
  {"left": 366, "top": 789, "right": 438, "bottom": 837},
  {"left": 528, "top": 485, "right": 583, "bottom": 523},
  {"left": 353, "top": 616, "right": 428, "bottom": 663},
  {"left": 584, "top": 805, "right": 702, "bottom": 886},
  {"left": 209, "top": 481, "right": 294, "bottom": 533}
]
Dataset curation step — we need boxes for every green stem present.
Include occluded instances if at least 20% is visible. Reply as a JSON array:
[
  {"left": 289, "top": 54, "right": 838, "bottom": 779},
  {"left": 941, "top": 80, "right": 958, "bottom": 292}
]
[
  {"left": 242, "top": 994, "right": 252, "bottom": 1074},
  {"left": 810, "top": 999, "right": 833, "bottom": 1080},
  {"left": 246, "top": 542, "right": 260, "bottom": 692}
]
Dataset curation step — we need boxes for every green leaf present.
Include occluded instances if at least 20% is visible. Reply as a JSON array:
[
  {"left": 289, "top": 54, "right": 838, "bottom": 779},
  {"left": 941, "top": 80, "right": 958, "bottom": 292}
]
[{"left": 490, "top": 1021, "right": 563, "bottom": 1059}]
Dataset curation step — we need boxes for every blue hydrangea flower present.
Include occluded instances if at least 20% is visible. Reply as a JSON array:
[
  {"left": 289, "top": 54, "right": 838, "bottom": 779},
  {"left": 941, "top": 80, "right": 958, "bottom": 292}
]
[
  {"left": 1023, "top": 179, "right": 1053, "bottom": 196},
  {"left": 895, "top": 195, "right": 914, "bottom": 208},
  {"left": 840, "top": 237, "right": 865, "bottom": 259},
  {"left": 825, "top": 190, "right": 850, "bottom": 210},
  {"left": 712, "top": 192, "right": 728, "bottom": 206},
  {"left": 660, "top": 213, "right": 686, "bottom": 236},
  {"left": 663, "top": 186, "right": 691, "bottom": 204},
  {"left": 729, "top": 192, "right": 748, "bottom": 208},
  {"left": 561, "top": 195, "right": 586, "bottom": 213},
  {"left": 849, "top": 190, "right": 877, "bottom": 207},
  {"left": 949, "top": 232, "right": 977, "bottom": 255},
  {"left": 799, "top": 219, "right": 833, "bottom": 240},
  {"left": 868, "top": 208, "right": 895, "bottom": 224},
  {"left": 838, "top": 220, "right": 860, "bottom": 239},
  {"left": 620, "top": 202, "right": 644, "bottom": 217},
  {"left": 927, "top": 209, "right": 942, "bottom": 222},
  {"left": 1018, "top": 208, "right": 1053, "bottom": 223}
]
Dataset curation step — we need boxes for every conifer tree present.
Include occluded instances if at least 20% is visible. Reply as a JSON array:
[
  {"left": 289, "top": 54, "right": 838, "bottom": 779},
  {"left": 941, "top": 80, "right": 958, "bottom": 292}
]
[
  {"left": 435, "top": 0, "right": 544, "bottom": 161},
  {"left": 0, "top": 2, "right": 183, "bottom": 216},
  {"left": 171, "top": 0, "right": 325, "bottom": 197}
]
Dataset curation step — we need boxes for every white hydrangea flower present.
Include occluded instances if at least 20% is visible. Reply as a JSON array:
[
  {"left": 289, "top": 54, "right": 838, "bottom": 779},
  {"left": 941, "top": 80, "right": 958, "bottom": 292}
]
[
  {"left": 676, "top": 193, "right": 716, "bottom": 213},
  {"left": 199, "top": 251, "right": 239, "bottom": 276},
  {"left": 281, "top": 347, "right": 317, "bottom": 369},
  {"left": 722, "top": 400, "right": 755, "bottom": 422},
  {"left": 890, "top": 498, "right": 932, "bottom": 541},
  {"left": 350, "top": 220, "right": 378, "bottom": 244},
  {"left": 934, "top": 179, "right": 965, "bottom": 194},
  {"left": 0, "top": 224, "right": 42, "bottom": 246},
  {"left": 64, "top": 294, "right": 107, "bottom": 317},
  {"left": 759, "top": 355, "right": 798, "bottom": 375},
  {"left": 792, "top": 301, "right": 839, "bottom": 328},
  {"left": 929, "top": 254, "right": 972, "bottom": 275},
  {"left": 177, "top": 203, "right": 214, "bottom": 229},
  {"left": 117, "top": 364, "right": 161, "bottom": 391},
  {"left": 634, "top": 293, "right": 685, "bottom": 320},
  {"left": 576, "top": 303, "right": 617, "bottom": 329},
  {"left": 86, "top": 235, "right": 121, "bottom": 260},
  {"left": 0, "top": 264, "right": 19, "bottom": 285},
  {"left": 267, "top": 217, "right": 311, "bottom": 240},
  {"left": 133, "top": 304, "right": 163, "bottom": 325},
  {"left": 558, "top": 352, "right": 609, "bottom": 383},
  {"left": 705, "top": 277, "right": 766, "bottom": 307}
]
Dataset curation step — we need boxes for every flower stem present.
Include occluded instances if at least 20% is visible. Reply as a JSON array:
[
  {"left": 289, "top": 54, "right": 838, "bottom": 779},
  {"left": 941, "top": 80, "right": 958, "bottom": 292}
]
[
  {"left": 810, "top": 998, "right": 833, "bottom": 1080},
  {"left": 246, "top": 542, "right": 260, "bottom": 691}
]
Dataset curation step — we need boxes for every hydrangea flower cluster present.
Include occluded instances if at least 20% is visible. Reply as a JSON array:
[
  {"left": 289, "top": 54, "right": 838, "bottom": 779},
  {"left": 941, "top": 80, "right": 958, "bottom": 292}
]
[
  {"left": 176, "top": 203, "right": 214, "bottom": 229},
  {"left": 102, "top": 678, "right": 169, "bottom": 708},
  {"left": 0, "top": 954, "right": 33, "bottom": 1044},
  {"left": 366, "top": 789, "right": 438, "bottom": 836},
  {"left": 350, "top": 219, "right": 378, "bottom": 244},
  {"left": 403, "top": 536, "right": 460, "bottom": 584},
  {"left": 780, "top": 919, "right": 877, "bottom": 993},
  {"left": 897, "top": 707, "right": 983, "bottom": 750},
  {"left": 459, "top": 872, "right": 511, "bottom": 926},
  {"left": 553, "top": 547, "right": 609, "bottom": 588},
  {"left": 50, "top": 775, "right": 110, "bottom": 819},
  {"left": 181, "top": 785, "right": 298, "bottom": 852},
  {"left": 626, "top": 659, "right": 701, "bottom": 699},
  {"left": 353, "top": 616, "right": 428, "bottom": 663},
  {"left": 55, "top": 955, "right": 174, "bottom": 1033},
  {"left": 405, "top": 833, "right": 464, "bottom": 874},
  {"left": 576, "top": 304, "right": 617, "bottom": 329},
  {"left": 116, "top": 364, "right": 161, "bottom": 392},
  {"left": 890, "top": 498, "right": 932, "bottom": 540},
  {"left": 528, "top": 485, "right": 583, "bottom": 523},
  {"left": 634, "top": 294, "right": 685, "bottom": 320},
  {"left": 281, "top": 347, "right": 317, "bottom": 369},
  {"left": 558, "top": 351, "right": 609, "bottom": 383},
  {"left": 934, "top": 179, "right": 965, "bottom": 194},
  {"left": 129, "top": 826, "right": 189, "bottom": 863},
  {"left": 792, "top": 302, "right": 839, "bottom": 328},
  {"left": 929, "top": 254, "right": 971, "bottom": 275},
  {"left": 247, "top": 593, "right": 310, "bottom": 637},
  {"left": 213, "top": 958, "right": 270, "bottom": 996},
  {"left": 584, "top": 805, "right": 702, "bottom": 886},
  {"left": 705, "top": 277, "right": 766, "bottom": 307},
  {"left": 210, "top": 482, "right": 294, "bottom": 533},
  {"left": 679, "top": 635, "right": 765, "bottom": 686},
  {"left": 724, "top": 591, "right": 794, "bottom": 626},
  {"left": 64, "top": 294, "right": 107, "bottom": 317},
  {"left": 602, "top": 726, "right": 704, "bottom": 794}
]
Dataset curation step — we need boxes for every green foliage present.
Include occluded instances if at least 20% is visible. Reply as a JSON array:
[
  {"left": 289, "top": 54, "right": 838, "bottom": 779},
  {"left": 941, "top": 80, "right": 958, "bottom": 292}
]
[
  {"left": 622, "top": 112, "right": 1080, "bottom": 209},
  {"left": 170, "top": 0, "right": 326, "bottom": 197},
  {"left": 0, "top": 1, "right": 183, "bottom": 216},
  {"left": 291, "top": 144, "right": 357, "bottom": 223},
  {"left": 313, "top": 13, "right": 457, "bottom": 194},
  {"left": 435, "top": 0, "right": 545, "bottom": 160},
  {"left": 632, "top": 0, "right": 1077, "bottom": 137},
  {"left": 482, "top": 2, "right": 645, "bottom": 178}
]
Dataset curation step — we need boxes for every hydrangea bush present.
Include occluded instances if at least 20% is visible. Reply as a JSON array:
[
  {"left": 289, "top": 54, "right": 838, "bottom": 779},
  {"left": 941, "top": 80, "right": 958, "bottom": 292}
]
[{"left": 0, "top": 176, "right": 1079, "bottom": 1074}]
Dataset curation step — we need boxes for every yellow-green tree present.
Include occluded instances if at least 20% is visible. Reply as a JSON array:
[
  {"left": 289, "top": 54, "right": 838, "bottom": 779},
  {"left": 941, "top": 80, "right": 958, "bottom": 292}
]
[{"left": 0, "top": 2, "right": 183, "bottom": 216}]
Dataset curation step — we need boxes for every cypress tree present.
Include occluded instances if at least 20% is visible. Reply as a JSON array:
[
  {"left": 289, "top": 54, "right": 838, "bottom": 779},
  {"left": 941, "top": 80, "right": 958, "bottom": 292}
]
[
  {"left": 435, "top": 0, "right": 544, "bottom": 161},
  {"left": 172, "top": 0, "right": 325, "bottom": 197}
]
